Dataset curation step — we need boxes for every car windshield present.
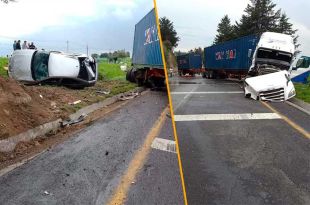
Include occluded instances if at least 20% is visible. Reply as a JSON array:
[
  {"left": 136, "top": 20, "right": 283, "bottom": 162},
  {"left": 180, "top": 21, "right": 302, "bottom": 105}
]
[
  {"left": 31, "top": 51, "right": 49, "bottom": 81},
  {"left": 256, "top": 48, "right": 292, "bottom": 63}
]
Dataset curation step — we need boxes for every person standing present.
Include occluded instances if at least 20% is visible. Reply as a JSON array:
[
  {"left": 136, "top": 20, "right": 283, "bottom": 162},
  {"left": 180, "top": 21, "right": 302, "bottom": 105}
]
[
  {"left": 22, "top": 40, "right": 28, "bottom": 49},
  {"left": 15, "top": 40, "right": 21, "bottom": 50},
  {"left": 13, "top": 40, "right": 16, "bottom": 50},
  {"left": 29, "top": 42, "right": 36, "bottom": 49}
]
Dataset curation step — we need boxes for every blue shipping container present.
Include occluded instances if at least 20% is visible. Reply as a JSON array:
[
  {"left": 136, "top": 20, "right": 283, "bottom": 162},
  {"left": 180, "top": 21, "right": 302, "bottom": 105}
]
[
  {"left": 204, "top": 35, "right": 259, "bottom": 71},
  {"left": 177, "top": 53, "right": 202, "bottom": 70},
  {"left": 132, "top": 9, "right": 163, "bottom": 68}
]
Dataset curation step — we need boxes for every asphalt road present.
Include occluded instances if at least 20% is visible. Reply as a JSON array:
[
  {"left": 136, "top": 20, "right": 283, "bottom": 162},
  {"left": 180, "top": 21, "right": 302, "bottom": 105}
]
[
  {"left": 0, "top": 91, "right": 183, "bottom": 205},
  {"left": 169, "top": 75, "right": 310, "bottom": 205}
]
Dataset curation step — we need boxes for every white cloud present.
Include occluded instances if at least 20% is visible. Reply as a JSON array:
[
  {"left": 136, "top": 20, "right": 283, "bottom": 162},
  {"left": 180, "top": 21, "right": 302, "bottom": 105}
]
[{"left": 0, "top": 0, "right": 139, "bottom": 37}]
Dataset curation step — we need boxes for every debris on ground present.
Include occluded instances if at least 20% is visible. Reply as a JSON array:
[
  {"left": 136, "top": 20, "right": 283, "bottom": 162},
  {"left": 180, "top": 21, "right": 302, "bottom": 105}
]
[
  {"left": 68, "top": 100, "right": 81, "bottom": 105},
  {"left": 43, "top": 191, "right": 52, "bottom": 196},
  {"left": 118, "top": 92, "right": 139, "bottom": 101},
  {"left": 96, "top": 90, "right": 111, "bottom": 95},
  {"left": 61, "top": 114, "right": 87, "bottom": 127}
]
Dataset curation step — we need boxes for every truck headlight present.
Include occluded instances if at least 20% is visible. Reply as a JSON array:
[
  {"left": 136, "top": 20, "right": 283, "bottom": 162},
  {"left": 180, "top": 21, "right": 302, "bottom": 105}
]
[{"left": 288, "top": 88, "right": 296, "bottom": 97}]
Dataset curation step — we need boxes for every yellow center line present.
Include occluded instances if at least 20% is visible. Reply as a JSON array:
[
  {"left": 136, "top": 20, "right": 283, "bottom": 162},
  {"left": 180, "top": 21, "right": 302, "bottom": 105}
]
[
  {"left": 106, "top": 107, "right": 169, "bottom": 205},
  {"left": 261, "top": 101, "right": 310, "bottom": 139},
  {"left": 153, "top": 0, "right": 189, "bottom": 205}
]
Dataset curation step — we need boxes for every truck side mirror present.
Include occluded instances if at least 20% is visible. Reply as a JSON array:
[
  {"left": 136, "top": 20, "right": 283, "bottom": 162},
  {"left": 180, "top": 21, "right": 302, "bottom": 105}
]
[{"left": 248, "top": 49, "right": 252, "bottom": 58}]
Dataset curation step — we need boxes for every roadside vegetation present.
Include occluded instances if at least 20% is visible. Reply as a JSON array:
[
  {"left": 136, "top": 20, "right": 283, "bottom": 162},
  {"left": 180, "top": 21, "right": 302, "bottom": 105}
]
[
  {"left": 97, "top": 57, "right": 131, "bottom": 80},
  {"left": 294, "top": 76, "right": 310, "bottom": 103},
  {"left": 0, "top": 57, "right": 8, "bottom": 78},
  {"left": 159, "top": 17, "right": 179, "bottom": 70}
]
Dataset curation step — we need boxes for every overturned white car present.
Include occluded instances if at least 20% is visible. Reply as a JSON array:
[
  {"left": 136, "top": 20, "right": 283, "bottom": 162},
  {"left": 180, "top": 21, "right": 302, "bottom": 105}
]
[
  {"left": 8, "top": 50, "right": 97, "bottom": 87},
  {"left": 244, "top": 32, "right": 296, "bottom": 102}
]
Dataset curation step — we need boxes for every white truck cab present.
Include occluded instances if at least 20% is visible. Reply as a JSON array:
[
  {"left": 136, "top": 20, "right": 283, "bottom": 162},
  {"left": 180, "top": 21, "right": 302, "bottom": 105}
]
[{"left": 244, "top": 32, "right": 296, "bottom": 101}]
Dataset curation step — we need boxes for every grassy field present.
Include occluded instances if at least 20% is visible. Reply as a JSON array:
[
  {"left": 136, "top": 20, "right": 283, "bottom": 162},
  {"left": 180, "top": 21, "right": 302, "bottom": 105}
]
[
  {"left": 97, "top": 57, "right": 131, "bottom": 80},
  {"left": 294, "top": 81, "right": 310, "bottom": 103},
  {"left": 98, "top": 62, "right": 126, "bottom": 80},
  {"left": 0, "top": 57, "right": 8, "bottom": 78}
]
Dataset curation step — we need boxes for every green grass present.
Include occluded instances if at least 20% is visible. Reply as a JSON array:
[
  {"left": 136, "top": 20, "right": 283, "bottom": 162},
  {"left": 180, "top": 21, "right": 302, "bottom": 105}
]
[
  {"left": 0, "top": 57, "right": 8, "bottom": 78},
  {"left": 294, "top": 82, "right": 310, "bottom": 103},
  {"left": 109, "top": 80, "right": 137, "bottom": 95},
  {"left": 98, "top": 62, "right": 127, "bottom": 80}
]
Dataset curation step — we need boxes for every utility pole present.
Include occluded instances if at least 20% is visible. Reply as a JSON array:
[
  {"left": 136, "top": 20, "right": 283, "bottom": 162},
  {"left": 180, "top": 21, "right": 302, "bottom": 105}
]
[
  {"left": 66, "top": 40, "right": 69, "bottom": 53},
  {"left": 86, "top": 44, "right": 88, "bottom": 56}
]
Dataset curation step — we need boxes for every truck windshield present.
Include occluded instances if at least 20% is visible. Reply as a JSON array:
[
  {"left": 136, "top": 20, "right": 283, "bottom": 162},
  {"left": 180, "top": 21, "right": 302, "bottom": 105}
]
[
  {"left": 31, "top": 51, "right": 49, "bottom": 81},
  {"left": 257, "top": 48, "right": 292, "bottom": 63}
]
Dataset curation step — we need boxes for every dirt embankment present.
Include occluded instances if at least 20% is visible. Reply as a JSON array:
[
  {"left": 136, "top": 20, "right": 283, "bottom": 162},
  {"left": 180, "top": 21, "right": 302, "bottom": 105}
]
[
  {"left": 0, "top": 78, "right": 72, "bottom": 139},
  {"left": 0, "top": 77, "right": 136, "bottom": 140}
]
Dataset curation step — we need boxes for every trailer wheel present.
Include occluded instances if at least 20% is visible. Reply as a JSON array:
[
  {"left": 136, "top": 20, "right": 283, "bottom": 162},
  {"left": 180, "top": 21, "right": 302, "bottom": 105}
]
[
  {"left": 130, "top": 68, "right": 137, "bottom": 83},
  {"left": 126, "top": 68, "right": 132, "bottom": 81},
  {"left": 212, "top": 71, "right": 218, "bottom": 79}
]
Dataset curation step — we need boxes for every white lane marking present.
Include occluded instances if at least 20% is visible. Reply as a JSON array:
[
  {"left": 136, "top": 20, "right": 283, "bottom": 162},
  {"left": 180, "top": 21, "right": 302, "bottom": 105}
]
[
  {"left": 151, "top": 138, "right": 176, "bottom": 153},
  {"left": 174, "top": 113, "right": 282, "bottom": 121},
  {"left": 173, "top": 86, "right": 198, "bottom": 112},
  {"left": 171, "top": 91, "right": 243, "bottom": 95}
]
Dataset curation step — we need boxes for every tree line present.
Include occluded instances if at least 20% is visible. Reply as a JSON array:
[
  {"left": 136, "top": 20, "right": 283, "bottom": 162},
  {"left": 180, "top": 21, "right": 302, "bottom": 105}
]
[
  {"left": 214, "top": 0, "right": 299, "bottom": 53},
  {"left": 91, "top": 50, "right": 130, "bottom": 59}
]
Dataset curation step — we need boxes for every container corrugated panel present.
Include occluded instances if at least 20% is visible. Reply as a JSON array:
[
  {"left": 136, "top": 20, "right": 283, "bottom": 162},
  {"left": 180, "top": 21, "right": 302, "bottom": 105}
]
[
  {"left": 177, "top": 53, "right": 202, "bottom": 70},
  {"left": 132, "top": 9, "right": 163, "bottom": 68},
  {"left": 204, "top": 35, "right": 259, "bottom": 71}
]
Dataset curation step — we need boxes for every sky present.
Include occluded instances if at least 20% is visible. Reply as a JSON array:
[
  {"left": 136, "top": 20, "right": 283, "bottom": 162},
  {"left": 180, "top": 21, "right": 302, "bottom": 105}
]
[
  {"left": 156, "top": 0, "right": 310, "bottom": 56},
  {"left": 0, "top": 0, "right": 153, "bottom": 56}
]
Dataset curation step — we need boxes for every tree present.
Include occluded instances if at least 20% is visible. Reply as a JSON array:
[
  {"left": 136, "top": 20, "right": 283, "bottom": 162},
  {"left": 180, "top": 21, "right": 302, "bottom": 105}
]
[
  {"left": 91, "top": 53, "right": 98, "bottom": 59},
  {"left": 159, "top": 17, "right": 180, "bottom": 50},
  {"left": 100, "top": 53, "right": 109, "bottom": 58},
  {"left": 235, "top": 0, "right": 281, "bottom": 36},
  {"left": 192, "top": 47, "right": 203, "bottom": 56},
  {"left": 174, "top": 50, "right": 186, "bottom": 56},
  {"left": 214, "top": 15, "right": 236, "bottom": 44},
  {"left": 215, "top": 0, "right": 300, "bottom": 53}
]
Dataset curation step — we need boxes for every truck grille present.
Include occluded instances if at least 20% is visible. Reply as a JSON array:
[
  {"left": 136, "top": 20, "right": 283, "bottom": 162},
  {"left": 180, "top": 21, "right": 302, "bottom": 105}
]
[
  {"left": 259, "top": 88, "right": 285, "bottom": 102},
  {"left": 258, "top": 67, "right": 280, "bottom": 75}
]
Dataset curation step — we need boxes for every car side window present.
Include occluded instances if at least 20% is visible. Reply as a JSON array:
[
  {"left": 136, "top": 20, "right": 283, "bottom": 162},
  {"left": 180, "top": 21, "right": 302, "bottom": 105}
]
[{"left": 32, "top": 51, "right": 49, "bottom": 81}]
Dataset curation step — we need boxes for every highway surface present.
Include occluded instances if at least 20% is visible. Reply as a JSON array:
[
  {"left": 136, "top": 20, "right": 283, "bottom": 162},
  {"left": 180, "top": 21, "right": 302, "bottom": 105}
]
[
  {"left": 0, "top": 91, "right": 184, "bottom": 205},
  {"left": 170, "top": 75, "right": 310, "bottom": 205}
]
